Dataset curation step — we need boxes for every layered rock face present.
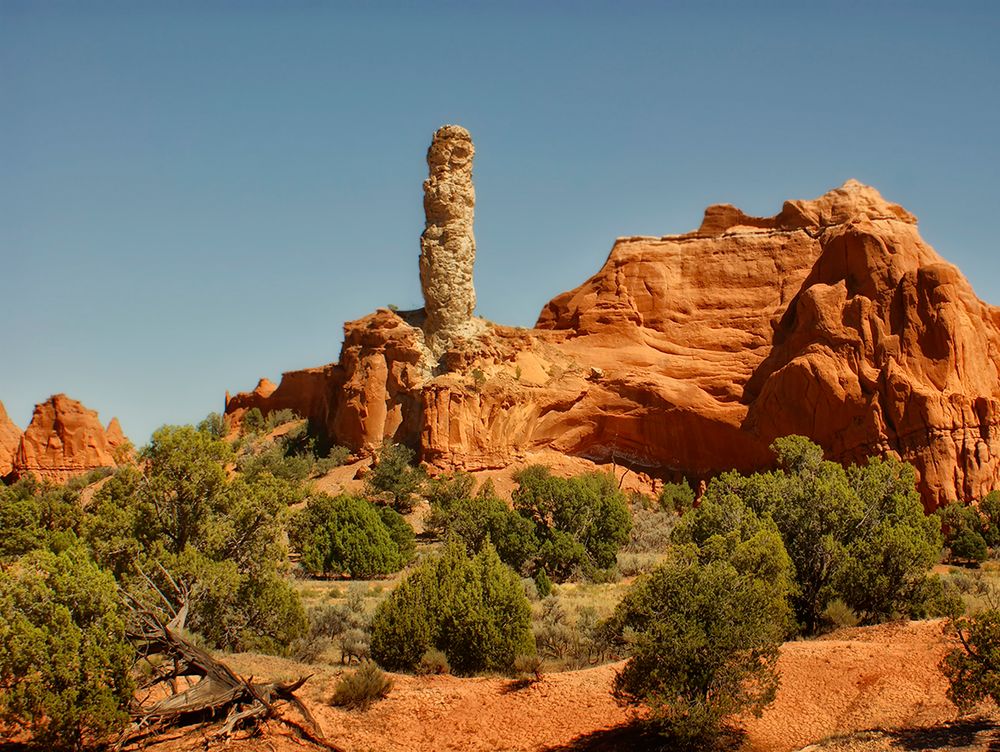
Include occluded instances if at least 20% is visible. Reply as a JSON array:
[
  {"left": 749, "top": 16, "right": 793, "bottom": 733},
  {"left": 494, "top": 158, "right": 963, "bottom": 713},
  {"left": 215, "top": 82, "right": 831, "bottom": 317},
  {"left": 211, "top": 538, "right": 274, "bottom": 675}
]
[
  {"left": 419, "top": 125, "right": 480, "bottom": 355},
  {"left": 10, "top": 394, "right": 129, "bottom": 483},
  {"left": 224, "top": 130, "right": 1000, "bottom": 509},
  {"left": 0, "top": 401, "right": 22, "bottom": 478}
]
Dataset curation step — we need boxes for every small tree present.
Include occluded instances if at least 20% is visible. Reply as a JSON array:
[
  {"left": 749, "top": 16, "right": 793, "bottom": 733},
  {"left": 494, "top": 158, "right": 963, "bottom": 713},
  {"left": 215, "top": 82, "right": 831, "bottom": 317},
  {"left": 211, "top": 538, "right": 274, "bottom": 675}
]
[
  {"left": 289, "top": 494, "right": 413, "bottom": 578},
  {"left": 938, "top": 502, "right": 989, "bottom": 564},
  {"left": 431, "top": 483, "right": 539, "bottom": 573},
  {"left": 0, "top": 547, "right": 135, "bottom": 750},
  {"left": 241, "top": 407, "right": 265, "bottom": 435},
  {"left": 84, "top": 426, "right": 307, "bottom": 653},
  {"left": 941, "top": 609, "right": 1000, "bottom": 712},
  {"left": 365, "top": 441, "right": 426, "bottom": 513},
  {"left": 603, "top": 546, "right": 787, "bottom": 747},
  {"left": 370, "top": 540, "right": 534, "bottom": 675},
  {"left": 513, "top": 466, "right": 632, "bottom": 581}
]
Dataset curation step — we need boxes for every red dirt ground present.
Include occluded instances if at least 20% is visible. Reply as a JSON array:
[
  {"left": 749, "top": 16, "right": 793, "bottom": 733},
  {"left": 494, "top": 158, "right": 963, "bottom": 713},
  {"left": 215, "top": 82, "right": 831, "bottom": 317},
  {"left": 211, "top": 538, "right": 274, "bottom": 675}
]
[{"left": 135, "top": 619, "right": 979, "bottom": 752}]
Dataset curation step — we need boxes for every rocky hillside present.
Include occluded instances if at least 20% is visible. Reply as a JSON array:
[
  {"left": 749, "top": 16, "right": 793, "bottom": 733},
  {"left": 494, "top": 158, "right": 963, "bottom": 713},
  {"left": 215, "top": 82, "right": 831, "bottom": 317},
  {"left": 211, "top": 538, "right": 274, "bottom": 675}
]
[{"left": 226, "top": 126, "right": 1000, "bottom": 510}]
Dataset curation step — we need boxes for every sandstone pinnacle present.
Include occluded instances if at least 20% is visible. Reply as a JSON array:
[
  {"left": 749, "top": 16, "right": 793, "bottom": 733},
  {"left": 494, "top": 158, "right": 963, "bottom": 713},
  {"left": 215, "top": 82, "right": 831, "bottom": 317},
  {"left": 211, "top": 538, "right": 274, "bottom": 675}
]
[{"left": 419, "top": 125, "right": 478, "bottom": 355}]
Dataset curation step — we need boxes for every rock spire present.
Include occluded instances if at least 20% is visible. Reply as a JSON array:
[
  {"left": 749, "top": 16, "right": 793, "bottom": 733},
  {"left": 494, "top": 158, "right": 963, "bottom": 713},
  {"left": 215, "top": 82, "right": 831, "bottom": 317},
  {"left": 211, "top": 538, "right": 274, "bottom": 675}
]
[{"left": 419, "top": 125, "right": 479, "bottom": 355}]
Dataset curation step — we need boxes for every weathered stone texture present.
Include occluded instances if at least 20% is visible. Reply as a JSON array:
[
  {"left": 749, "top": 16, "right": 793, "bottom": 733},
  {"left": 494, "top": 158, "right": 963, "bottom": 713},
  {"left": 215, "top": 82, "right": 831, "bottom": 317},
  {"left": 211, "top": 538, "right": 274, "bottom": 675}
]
[{"left": 419, "top": 125, "right": 479, "bottom": 355}]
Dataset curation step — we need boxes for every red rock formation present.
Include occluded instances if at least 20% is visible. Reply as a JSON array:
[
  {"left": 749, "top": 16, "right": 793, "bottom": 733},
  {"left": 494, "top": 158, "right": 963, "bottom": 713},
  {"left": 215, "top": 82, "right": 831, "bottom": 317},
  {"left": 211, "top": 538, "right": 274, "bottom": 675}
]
[
  {"left": 10, "top": 394, "right": 130, "bottom": 483},
  {"left": 0, "top": 401, "right": 22, "bottom": 478},
  {"left": 226, "top": 179, "right": 1000, "bottom": 510}
]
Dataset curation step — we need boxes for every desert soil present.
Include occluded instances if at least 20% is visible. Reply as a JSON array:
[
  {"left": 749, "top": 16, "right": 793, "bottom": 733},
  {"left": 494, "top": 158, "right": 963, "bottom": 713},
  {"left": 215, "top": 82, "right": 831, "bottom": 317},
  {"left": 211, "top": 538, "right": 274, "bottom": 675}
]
[{"left": 137, "top": 619, "right": 1000, "bottom": 752}]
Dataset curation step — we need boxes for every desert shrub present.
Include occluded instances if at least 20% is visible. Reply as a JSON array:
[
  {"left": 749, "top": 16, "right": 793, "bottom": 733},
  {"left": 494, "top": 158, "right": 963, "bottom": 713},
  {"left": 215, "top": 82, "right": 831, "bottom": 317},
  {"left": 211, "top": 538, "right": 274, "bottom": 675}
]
[
  {"left": 513, "top": 466, "right": 632, "bottom": 581},
  {"left": 836, "top": 456, "right": 942, "bottom": 622},
  {"left": 241, "top": 407, "right": 265, "bottom": 435},
  {"left": 365, "top": 440, "right": 426, "bottom": 513},
  {"left": 196, "top": 411, "right": 229, "bottom": 438},
  {"left": 83, "top": 426, "right": 306, "bottom": 653},
  {"left": 603, "top": 545, "right": 788, "bottom": 748},
  {"left": 237, "top": 440, "right": 314, "bottom": 482},
  {"left": 289, "top": 494, "right": 411, "bottom": 578},
  {"left": 340, "top": 628, "right": 371, "bottom": 664},
  {"left": 912, "top": 573, "right": 966, "bottom": 619},
  {"left": 938, "top": 502, "right": 989, "bottom": 564},
  {"left": 315, "top": 445, "right": 352, "bottom": 474},
  {"left": 0, "top": 477, "right": 83, "bottom": 561},
  {"left": 431, "top": 484, "right": 539, "bottom": 573},
  {"left": 331, "top": 660, "right": 393, "bottom": 709},
  {"left": 683, "top": 436, "right": 940, "bottom": 633},
  {"left": 624, "top": 505, "right": 676, "bottom": 554},
  {"left": 370, "top": 540, "right": 534, "bottom": 675},
  {"left": 658, "top": 479, "right": 695, "bottom": 515},
  {"left": 425, "top": 471, "right": 477, "bottom": 515},
  {"left": 513, "top": 653, "right": 544, "bottom": 681},
  {"left": 617, "top": 552, "right": 660, "bottom": 577},
  {"left": 941, "top": 609, "right": 1000, "bottom": 712},
  {"left": 822, "top": 598, "right": 859, "bottom": 630},
  {"left": 534, "top": 568, "right": 553, "bottom": 598},
  {"left": 379, "top": 506, "right": 417, "bottom": 564},
  {"left": 0, "top": 546, "right": 135, "bottom": 750},
  {"left": 535, "top": 597, "right": 576, "bottom": 661},
  {"left": 979, "top": 491, "right": 1000, "bottom": 548},
  {"left": 417, "top": 648, "right": 451, "bottom": 675},
  {"left": 309, "top": 600, "right": 366, "bottom": 639},
  {"left": 265, "top": 408, "right": 302, "bottom": 431}
]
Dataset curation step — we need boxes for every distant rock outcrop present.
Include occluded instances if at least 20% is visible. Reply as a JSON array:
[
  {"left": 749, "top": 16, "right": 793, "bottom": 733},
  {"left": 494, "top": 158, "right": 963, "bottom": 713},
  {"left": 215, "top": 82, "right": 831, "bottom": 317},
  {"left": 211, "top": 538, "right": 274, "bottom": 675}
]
[
  {"left": 0, "top": 401, "right": 22, "bottom": 478},
  {"left": 10, "top": 394, "right": 129, "bottom": 483},
  {"left": 224, "top": 127, "right": 1000, "bottom": 510}
]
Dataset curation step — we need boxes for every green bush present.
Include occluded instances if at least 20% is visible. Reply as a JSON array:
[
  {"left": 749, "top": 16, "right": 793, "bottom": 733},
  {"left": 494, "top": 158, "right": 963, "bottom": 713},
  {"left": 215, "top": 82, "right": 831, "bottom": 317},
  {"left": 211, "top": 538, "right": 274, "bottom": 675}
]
[
  {"left": 534, "top": 569, "right": 553, "bottom": 598},
  {"left": 513, "top": 466, "right": 632, "bottom": 581},
  {"left": 196, "top": 411, "right": 229, "bottom": 438},
  {"left": 289, "top": 494, "right": 412, "bottom": 578},
  {"left": 0, "top": 547, "right": 135, "bottom": 750},
  {"left": 0, "top": 477, "right": 83, "bottom": 562},
  {"left": 266, "top": 408, "right": 302, "bottom": 431},
  {"left": 431, "top": 484, "right": 539, "bottom": 573},
  {"left": 83, "top": 426, "right": 306, "bottom": 653},
  {"left": 658, "top": 479, "right": 695, "bottom": 515},
  {"left": 941, "top": 609, "right": 1000, "bottom": 712},
  {"left": 242, "top": 407, "right": 265, "bottom": 435},
  {"left": 603, "top": 545, "right": 787, "bottom": 747},
  {"left": 315, "top": 445, "right": 352, "bottom": 474},
  {"left": 938, "top": 502, "right": 989, "bottom": 564},
  {"left": 237, "top": 440, "right": 314, "bottom": 482},
  {"left": 979, "top": 491, "right": 1000, "bottom": 548},
  {"left": 370, "top": 540, "right": 534, "bottom": 675},
  {"left": 365, "top": 441, "right": 427, "bottom": 513},
  {"left": 331, "top": 660, "right": 393, "bottom": 709},
  {"left": 379, "top": 506, "right": 417, "bottom": 564},
  {"left": 680, "top": 436, "right": 941, "bottom": 633}
]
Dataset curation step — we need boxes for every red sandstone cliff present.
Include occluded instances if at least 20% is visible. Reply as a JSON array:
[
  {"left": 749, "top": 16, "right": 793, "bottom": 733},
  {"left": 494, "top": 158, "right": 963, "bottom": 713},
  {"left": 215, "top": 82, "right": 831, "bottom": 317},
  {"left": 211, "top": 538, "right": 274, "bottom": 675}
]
[
  {"left": 226, "top": 180, "right": 1000, "bottom": 509},
  {"left": 0, "top": 401, "right": 22, "bottom": 478},
  {"left": 10, "top": 394, "right": 130, "bottom": 483}
]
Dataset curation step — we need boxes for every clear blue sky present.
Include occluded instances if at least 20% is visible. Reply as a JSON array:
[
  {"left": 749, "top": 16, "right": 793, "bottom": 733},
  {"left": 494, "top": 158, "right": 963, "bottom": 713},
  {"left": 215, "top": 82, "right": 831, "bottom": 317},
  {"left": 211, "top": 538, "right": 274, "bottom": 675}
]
[{"left": 3, "top": 1, "right": 998, "bottom": 443}]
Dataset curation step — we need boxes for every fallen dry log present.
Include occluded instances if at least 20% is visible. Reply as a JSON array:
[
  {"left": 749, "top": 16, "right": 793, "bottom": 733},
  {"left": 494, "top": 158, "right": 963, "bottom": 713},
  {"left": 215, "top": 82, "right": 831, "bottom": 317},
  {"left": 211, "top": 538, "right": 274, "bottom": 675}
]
[{"left": 116, "top": 592, "right": 341, "bottom": 751}]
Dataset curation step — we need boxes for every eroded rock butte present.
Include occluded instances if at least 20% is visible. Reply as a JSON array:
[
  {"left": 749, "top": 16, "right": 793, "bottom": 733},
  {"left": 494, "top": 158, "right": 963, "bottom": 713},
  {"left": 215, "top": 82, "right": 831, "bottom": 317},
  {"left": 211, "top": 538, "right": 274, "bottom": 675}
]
[
  {"left": 225, "top": 130, "right": 1000, "bottom": 510},
  {"left": 9, "top": 394, "right": 130, "bottom": 483}
]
